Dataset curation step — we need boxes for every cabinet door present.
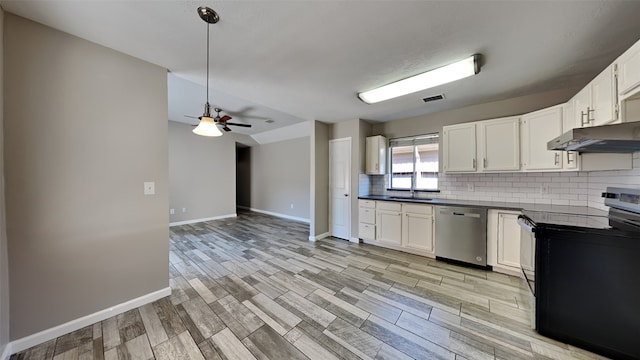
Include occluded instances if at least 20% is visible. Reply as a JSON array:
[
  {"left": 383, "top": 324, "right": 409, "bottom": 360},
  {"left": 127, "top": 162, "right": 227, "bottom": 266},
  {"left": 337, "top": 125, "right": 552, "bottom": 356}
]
[
  {"left": 572, "top": 86, "right": 591, "bottom": 128},
  {"left": 359, "top": 223, "right": 375, "bottom": 240},
  {"left": 618, "top": 39, "right": 640, "bottom": 98},
  {"left": 376, "top": 210, "right": 402, "bottom": 245},
  {"left": 497, "top": 213, "right": 521, "bottom": 269},
  {"left": 522, "top": 106, "right": 563, "bottom": 170},
  {"left": 365, "top": 136, "right": 386, "bottom": 175},
  {"left": 442, "top": 123, "right": 476, "bottom": 172},
  {"left": 402, "top": 212, "right": 434, "bottom": 253},
  {"left": 479, "top": 117, "right": 520, "bottom": 171},
  {"left": 359, "top": 206, "right": 375, "bottom": 224},
  {"left": 591, "top": 64, "right": 618, "bottom": 126}
]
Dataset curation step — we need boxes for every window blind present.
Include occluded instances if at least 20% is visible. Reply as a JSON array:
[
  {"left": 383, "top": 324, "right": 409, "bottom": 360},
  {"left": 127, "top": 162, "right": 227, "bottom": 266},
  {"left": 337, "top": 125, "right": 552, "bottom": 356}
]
[{"left": 389, "top": 133, "right": 439, "bottom": 147}]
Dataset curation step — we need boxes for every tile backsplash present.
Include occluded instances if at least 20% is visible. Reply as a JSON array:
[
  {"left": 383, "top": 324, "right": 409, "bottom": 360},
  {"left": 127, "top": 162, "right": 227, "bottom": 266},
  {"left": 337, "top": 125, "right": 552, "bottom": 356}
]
[{"left": 366, "top": 152, "right": 640, "bottom": 211}]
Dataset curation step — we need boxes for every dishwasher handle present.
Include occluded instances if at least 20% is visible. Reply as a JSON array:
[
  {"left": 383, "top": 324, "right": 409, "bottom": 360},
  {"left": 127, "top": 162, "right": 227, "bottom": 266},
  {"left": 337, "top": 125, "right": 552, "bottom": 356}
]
[{"left": 440, "top": 210, "right": 481, "bottom": 218}]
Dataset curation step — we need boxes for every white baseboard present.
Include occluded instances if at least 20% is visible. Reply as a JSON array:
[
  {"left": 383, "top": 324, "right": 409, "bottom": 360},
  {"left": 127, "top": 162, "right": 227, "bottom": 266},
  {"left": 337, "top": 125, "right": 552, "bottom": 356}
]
[
  {"left": 1, "top": 343, "right": 12, "bottom": 360},
  {"left": 350, "top": 237, "right": 360, "bottom": 243},
  {"left": 308, "top": 232, "right": 330, "bottom": 242},
  {"left": 9, "top": 287, "right": 171, "bottom": 354},
  {"left": 246, "top": 208, "right": 310, "bottom": 224},
  {"left": 170, "top": 214, "right": 236, "bottom": 227}
]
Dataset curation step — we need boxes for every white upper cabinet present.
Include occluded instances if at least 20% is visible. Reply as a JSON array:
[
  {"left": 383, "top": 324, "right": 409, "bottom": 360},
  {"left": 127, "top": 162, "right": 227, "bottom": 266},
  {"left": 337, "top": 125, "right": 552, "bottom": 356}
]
[
  {"left": 571, "top": 63, "right": 618, "bottom": 127},
  {"left": 442, "top": 123, "right": 477, "bottom": 172},
  {"left": 365, "top": 135, "right": 387, "bottom": 175},
  {"left": 617, "top": 39, "right": 640, "bottom": 99},
  {"left": 521, "top": 105, "right": 563, "bottom": 170},
  {"left": 478, "top": 117, "right": 521, "bottom": 171},
  {"left": 443, "top": 117, "right": 520, "bottom": 173}
]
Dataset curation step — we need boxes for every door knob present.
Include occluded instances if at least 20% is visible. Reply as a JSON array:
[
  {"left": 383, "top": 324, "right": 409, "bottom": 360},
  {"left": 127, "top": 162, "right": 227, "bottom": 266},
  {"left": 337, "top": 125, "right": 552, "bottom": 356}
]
[{"left": 344, "top": 194, "right": 349, "bottom": 197}]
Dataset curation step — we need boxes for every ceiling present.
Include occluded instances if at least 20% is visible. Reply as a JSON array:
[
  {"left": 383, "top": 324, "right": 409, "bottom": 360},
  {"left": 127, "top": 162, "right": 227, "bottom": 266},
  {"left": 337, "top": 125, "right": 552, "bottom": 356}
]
[{"left": 3, "top": 1, "right": 640, "bottom": 135}]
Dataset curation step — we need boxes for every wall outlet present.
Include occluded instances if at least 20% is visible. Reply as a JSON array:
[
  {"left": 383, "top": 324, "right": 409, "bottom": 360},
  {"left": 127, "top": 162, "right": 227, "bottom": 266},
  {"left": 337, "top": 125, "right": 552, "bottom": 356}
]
[
  {"left": 169, "top": 208, "right": 175, "bottom": 215},
  {"left": 467, "top": 183, "right": 474, "bottom": 192},
  {"left": 540, "top": 184, "right": 549, "bottom": 195},
  {"left": 181, "top": 208, "right": 187, "bottom": 213},
  {"left": 143, "top": 181, "right": 155, "bottom": 195},
  {"left": 290, "top": 203, "right": 294, "bottom": 209}
]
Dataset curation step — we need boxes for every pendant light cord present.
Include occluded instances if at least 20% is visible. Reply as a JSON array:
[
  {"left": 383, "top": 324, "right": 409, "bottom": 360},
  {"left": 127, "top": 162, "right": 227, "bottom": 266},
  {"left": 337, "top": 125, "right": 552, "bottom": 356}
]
[{"left": 206, "top": 22, "right": 210, "bottom": 103}]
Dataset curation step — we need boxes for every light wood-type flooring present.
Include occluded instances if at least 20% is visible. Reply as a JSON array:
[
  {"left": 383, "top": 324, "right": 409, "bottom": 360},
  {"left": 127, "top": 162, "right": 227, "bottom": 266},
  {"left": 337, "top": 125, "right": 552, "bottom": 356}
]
[{"left": 11, "top": 210, "right": 608, "bottom": 360}]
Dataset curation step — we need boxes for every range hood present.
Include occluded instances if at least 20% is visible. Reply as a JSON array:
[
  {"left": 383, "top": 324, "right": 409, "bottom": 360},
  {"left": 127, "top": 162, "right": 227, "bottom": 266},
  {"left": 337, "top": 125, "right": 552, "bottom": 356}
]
[{"left": 547, "top": 121, "right": 640, "bottom": 153}]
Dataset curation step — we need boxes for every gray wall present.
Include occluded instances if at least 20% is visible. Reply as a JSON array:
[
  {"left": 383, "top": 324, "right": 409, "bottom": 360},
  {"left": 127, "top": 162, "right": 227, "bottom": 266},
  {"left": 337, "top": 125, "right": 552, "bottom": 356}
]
[
  {"left": 0, "top": 7, "right": 9, "bottom": 356},
  {"left": 250, "top": 137, "right": 310, "bottom": 220},
  {"left": 4, "top": 14, "right": 170, "bottom": 339},
  {"left": 168, "top": 120, "right": 256, "bottom": 223},
  {"left": 311, "top": 121, "right": 329, "bottom": 238},
  {"left": 372, "top": 88, "right": 576, "bottom": 138}
]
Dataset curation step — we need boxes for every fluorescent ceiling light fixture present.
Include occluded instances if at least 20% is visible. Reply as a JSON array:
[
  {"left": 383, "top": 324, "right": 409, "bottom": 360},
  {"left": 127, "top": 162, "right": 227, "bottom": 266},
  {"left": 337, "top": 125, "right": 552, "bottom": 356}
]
[{"left": 358, "top": 54, "right": 480, "bottom": 104}]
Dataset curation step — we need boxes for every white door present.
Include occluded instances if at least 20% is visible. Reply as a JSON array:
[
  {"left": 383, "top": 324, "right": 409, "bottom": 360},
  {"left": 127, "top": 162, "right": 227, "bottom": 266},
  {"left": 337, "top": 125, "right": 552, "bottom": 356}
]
[
  {"left": 497, "top": 213, "right": 521, "bottom": 269},
  {"left": 442, "top": 123, "right": 477, "bottom": 172},
  {"left": 479, "top": 117, "right": 521, "bottom": 171},
  {"left": 572, "top": 86, "right": 591, "bottom": 127},
  {"left": 403, "top": 213, "right": 434, "bottom": 253},
  {"left": 329, "top": 138, "right": 351, "bottom": 240},
  {"left": 591, "top": 64, "right": 617, "bottom": 126},
  {"left": 521, "top": 106, "right": 563, "bottom": 170}
]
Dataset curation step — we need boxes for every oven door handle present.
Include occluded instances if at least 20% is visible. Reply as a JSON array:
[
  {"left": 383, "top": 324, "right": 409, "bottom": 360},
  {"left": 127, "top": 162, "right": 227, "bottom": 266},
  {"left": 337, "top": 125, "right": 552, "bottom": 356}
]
[{"left": 517, "top": 215, "right": 536, "bottom": 233}]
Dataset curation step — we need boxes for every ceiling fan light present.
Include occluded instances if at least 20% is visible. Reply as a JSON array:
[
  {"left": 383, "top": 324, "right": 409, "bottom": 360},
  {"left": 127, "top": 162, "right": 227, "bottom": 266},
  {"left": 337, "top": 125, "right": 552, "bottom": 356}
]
[
  {"left": 192, "top": 116, "right": 223, "bottom": 137},
  {"left": 358, "top": 54, "right": 480, "bottom": 104}
]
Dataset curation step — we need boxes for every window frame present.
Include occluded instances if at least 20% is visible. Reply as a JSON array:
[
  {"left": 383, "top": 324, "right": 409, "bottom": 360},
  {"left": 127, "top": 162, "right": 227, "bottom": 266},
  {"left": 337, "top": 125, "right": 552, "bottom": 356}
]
[{"left": 388, "top": 133, "right": 440, "bottom": 192}]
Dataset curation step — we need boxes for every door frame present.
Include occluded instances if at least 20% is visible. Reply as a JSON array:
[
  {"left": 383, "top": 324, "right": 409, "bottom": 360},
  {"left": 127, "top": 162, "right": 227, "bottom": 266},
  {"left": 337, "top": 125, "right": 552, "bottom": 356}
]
[{"left": 329, "top": 137, "right": 352, "bottom": 241}]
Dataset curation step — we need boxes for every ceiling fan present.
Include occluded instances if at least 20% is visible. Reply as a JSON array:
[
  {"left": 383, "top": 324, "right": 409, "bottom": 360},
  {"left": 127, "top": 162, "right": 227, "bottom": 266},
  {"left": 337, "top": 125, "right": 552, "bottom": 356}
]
[{"left": 185, "top": 108, "right": 252, "bottom": 132}]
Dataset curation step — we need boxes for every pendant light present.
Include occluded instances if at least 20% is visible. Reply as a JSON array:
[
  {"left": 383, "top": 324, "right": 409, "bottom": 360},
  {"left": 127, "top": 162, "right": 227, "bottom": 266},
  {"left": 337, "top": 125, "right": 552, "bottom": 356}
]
[{"left": 193, "top": 7, "right": 223, "bottom": 137}]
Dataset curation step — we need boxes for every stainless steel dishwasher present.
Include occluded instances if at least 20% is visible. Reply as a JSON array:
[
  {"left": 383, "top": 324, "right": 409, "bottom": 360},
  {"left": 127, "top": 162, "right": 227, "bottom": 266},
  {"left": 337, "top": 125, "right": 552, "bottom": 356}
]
[{"left": 435, "top": 206, "right": 488, "bottom": 267}]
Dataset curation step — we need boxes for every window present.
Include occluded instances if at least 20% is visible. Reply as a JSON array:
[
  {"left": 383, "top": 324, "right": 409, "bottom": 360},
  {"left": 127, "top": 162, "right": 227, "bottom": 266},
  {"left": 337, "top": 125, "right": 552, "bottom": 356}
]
[{"left": 389, "top": 134, "right": 439, "bottom": 191}]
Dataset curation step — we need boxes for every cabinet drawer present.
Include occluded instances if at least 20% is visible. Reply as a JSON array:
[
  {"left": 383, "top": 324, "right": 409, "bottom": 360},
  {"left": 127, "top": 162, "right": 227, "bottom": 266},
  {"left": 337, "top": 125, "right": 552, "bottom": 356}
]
[
  {"left": 377, "top": 201, "right": 402, "bottom": 211},
  {"left": 359, "top": 200, "right": 376, "bottom": 209},
  {"left": 359, "top": 223, "right": 375, "bottom": 239},
  {"left": 403, "top": 204, "right": 433, "bottom": 215},
  {"left": 359, "top": 207, "right": 376, "bottom": 224}
]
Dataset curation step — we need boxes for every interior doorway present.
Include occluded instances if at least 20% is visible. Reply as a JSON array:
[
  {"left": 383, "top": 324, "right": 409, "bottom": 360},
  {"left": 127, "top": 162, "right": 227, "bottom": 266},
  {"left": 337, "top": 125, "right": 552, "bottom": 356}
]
[{"left": 236, "top": 143, "right": 251, "bottom": 211}]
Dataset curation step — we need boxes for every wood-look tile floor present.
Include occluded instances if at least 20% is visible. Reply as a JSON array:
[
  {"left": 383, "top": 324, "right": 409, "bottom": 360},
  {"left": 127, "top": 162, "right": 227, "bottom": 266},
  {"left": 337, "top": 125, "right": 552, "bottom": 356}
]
[{"left": 11, "top": 210, "right": 609, "bottom": 360}]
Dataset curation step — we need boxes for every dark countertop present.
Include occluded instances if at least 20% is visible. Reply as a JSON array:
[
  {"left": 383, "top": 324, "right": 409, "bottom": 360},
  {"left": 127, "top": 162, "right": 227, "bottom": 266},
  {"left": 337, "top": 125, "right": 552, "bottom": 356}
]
[{"left": 358, "top": 194, "right": 611, "bottom": 230}]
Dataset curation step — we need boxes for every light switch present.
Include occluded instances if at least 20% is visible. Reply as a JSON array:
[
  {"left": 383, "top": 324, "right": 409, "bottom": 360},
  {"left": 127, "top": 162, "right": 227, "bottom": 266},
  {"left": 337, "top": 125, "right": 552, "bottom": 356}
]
[{"left": 144, "top": 181, "right": 155, "bottom": 195}]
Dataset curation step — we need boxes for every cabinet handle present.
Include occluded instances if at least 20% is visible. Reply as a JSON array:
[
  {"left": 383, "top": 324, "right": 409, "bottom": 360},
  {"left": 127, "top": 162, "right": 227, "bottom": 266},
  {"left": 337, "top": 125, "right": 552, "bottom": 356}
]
[
  {"left": 587, "top": 107, "right": 595, "bottom": 123},
  {"left": 580, "top": 111, "right": 588, "bottom": 127},
  {"left": 483, "top": 158, "right": 487, "bottom": 168},
  {"left": 473, "top": 158, "right": 476, "bottom": 169},
  {"left": 554, "top": 153, "right": 559, "bottom": 165},
  {"left": 566, "top": 151, "right": 574, "bottom": 164}
]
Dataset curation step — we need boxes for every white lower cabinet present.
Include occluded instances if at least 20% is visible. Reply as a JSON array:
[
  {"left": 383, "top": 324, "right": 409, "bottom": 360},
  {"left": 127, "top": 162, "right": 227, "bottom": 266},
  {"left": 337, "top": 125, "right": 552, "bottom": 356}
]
[
  {"left": 358, "top": 200, "right": 376, "bottom": 240},
  {"left": 402, "top": 204, "right": 434, "bottom": 254},
  {"left": 359, "top": 200, "right": 435, "bottom": 257},
  {"left": 487, "top": 209, "right": 521, "bottom": 274},
  {"left": 376, "top": 202, "right": 402, "bottom": 245}
]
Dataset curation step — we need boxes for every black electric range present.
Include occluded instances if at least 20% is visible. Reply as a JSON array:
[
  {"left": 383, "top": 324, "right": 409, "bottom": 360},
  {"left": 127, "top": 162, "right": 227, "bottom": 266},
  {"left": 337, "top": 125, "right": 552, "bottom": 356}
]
[{"left": 519, "top": 187, "right": 640, "bottom": 360}]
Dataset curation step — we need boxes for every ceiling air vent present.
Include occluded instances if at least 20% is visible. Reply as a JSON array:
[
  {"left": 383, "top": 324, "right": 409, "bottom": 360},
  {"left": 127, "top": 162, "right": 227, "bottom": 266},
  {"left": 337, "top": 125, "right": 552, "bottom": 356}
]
[{"left": 422, "top": 94, "right": 445, "bottom": 103}]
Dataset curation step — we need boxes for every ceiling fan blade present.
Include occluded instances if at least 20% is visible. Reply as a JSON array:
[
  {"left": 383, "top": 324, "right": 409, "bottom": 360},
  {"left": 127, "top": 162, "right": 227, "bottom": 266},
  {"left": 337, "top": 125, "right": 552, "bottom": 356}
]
[
  {"left": 222, "top": 126, "right": 232, "bottom": 132},
  {"left": 184, "top": 115, "right": 201, "bottom": 119},
  {"left": 219, "top": 115, "right": 232, "bottom": 122},
  {"left": 225, "top": 122, "right": 252, "bottom": 128}
]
